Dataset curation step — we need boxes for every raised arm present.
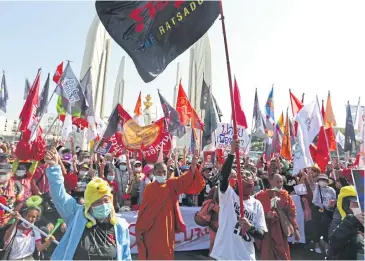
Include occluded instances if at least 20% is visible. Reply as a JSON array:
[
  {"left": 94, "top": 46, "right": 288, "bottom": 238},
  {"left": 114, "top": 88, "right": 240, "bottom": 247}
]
[
  {"left": 44, "top": 148, "right": 77, "bottom": 224},
  {"left": 170, "top": 149, "right": 199, "bottom": 195},
  {"left": 219, "top": 139, "right": 239, "bottom": 193}
]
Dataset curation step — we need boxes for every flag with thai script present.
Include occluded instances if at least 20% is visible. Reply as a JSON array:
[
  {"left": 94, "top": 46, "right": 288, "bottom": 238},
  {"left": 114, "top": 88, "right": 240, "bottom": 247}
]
[
  {"left": 351, "top": 169, "right": 364, "bottom": 211},
  {"left": 95, "top": 1, "right": 219, "bottom": 83}
]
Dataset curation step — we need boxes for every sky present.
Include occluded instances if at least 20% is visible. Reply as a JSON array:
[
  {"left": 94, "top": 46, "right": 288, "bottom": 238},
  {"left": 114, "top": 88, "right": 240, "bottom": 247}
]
[{"left": 1, "top": 0, "right": 365, "bottom": 130}]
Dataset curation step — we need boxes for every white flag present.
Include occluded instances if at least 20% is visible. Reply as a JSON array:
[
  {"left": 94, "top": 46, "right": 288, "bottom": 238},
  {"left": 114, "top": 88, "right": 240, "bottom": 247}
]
[
  {"left": 62, "top": 110, "right": 73, "bottom": 139},
  {"left": 336, "top": 131, "right": 345, "bottom": 149},
  {"left": 295, "top": 100, "right": 322, "bottom": 143},
  {"left": 293, "top": 100, "right": 322, "bottom": 175}
]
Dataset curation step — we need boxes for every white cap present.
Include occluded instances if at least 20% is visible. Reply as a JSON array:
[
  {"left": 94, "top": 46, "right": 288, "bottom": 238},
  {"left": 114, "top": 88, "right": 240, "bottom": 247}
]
[{"left": 119, "top": 155, "right": 127, "bottom": 163}]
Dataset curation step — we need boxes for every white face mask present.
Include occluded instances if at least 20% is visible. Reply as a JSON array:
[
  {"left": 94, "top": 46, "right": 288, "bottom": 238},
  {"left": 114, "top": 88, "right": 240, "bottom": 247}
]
[
  {"left": 135, "top": 167, "right": 142, "bottom": 173},
  {"left": 318, "top": 180, "right": 328, "bottom": 187},
  {"left": 149, "top": 174, "right": 155, "bottom": 181},
  {"left": 107, "top": 175, "right": 114, "bottom": 181},
  {"left": 15, "top": 170, "right": 26, "bottom": 177},
  {"left": 156, "top": 175, "right": 167, "bottom": 184},
  {"left": 79, "top": 171, "right": 88, "bottom": 177},
  {"left": 351, "top": 207, "right": 362, "bottom": 215},
  {"left": 119, "top": 165, "right": 127, "bottom": 171},
  {"left": 0, "top": 174, "right": 9, "bottom": 183}
]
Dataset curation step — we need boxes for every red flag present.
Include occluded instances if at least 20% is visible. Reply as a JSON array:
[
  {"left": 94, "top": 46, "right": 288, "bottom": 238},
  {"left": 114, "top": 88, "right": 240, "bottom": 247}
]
[
  {"left": 176, "top": 83, "right": 204, "bottom": 131},
  {"left": 19, "top": 70, "right": 41, "bottom": 133},
  {"left": 53, "top": 62, "right": 63, "bottom": 84},
  {"left": 321, "top": 100, "right": 337, "bottom": 151},
  {"left": 316, "top": 127, "right": 330, "bottom": 172},
  {"left": 289, "top": 90, "right": 304, "bottom": 117},
  {"left": 233, "top": 79, "right": 248, "bottom": 128}
]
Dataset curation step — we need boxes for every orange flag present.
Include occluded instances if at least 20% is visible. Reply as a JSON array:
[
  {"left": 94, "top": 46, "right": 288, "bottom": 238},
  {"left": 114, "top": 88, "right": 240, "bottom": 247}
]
[
  {"left": 176, "top": 82, "right": 204, "bottom": 131},
  {"left": 281, "top": 110, "right": 292, "bottom": 160},
  {"left": 325, "top": 91, "right": 337, "bottom": 127},
  {"left": 134, "top": 91, "right": 143, "bottom": 117},
  {"left": 323, "top": 93, "right": 337, "bottom": 151}
]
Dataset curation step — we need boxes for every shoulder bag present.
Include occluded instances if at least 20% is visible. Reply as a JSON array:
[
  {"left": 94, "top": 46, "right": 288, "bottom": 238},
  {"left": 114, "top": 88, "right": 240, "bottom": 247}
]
[
  {"left": 194, "top": 186, "right": 219, "bottom": 230},
  {"left": 269, "top": 190, "right": 294, "bottom": 237}
]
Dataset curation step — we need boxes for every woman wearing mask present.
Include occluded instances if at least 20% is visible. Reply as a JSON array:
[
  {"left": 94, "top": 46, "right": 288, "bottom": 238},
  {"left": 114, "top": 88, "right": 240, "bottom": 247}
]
[
  {"left": 305, "top": 173, "right": 337, "bottom": 254},
  {"left": 72, "top": 164, "right": 92, "bottom": 199},
  {"left": 115, "top": 156, "right": 129, "bottom": 207},
  {"left": 3, "top": 207, "right": 55, "bottom": 260},
  {"left": 328, "top": 187, "right": 364, "bottom": 260},
  {"left": 127, "top": 161, "right": 143, "bottom": 206},
  {"left": 12, "top": 160, "right": 38, "bottom": 200},
  {"left": 103, "top": 166, "right": 119, "bottom": 211},
  {"left": 42, "top": 147, "right": 131, "bottom": 260},
  {"left": 139, "top": 164, "right": 155, "bottom": 205}
]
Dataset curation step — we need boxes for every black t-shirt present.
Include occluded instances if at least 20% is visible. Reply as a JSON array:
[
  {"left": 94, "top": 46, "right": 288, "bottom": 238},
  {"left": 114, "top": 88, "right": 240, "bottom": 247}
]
[{"left": 73, "top": 222, "right": 117, "bottom": 260}]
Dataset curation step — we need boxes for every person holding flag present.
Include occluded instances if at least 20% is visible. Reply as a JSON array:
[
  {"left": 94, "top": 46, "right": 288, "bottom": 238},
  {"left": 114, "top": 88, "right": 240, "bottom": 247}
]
[{"left": 210, "top": 139, "right": 267, "bottom": 260}]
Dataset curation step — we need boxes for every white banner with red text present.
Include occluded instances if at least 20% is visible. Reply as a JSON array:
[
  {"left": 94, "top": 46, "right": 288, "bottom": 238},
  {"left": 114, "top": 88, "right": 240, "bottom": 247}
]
[{"left": 117, "top": 195, "right": 305, "bottom": 254}]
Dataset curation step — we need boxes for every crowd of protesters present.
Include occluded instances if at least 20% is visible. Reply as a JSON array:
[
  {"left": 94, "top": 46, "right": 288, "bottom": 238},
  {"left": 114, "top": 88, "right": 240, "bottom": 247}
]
[{"left": 0, "top": 137, "right": 363, "bottom": 260}]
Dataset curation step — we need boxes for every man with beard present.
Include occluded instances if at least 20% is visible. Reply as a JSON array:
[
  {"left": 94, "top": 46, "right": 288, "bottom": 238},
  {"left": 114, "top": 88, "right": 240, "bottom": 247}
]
[{"left": 210, "top": 140, "right": 267, "bottom": 260}]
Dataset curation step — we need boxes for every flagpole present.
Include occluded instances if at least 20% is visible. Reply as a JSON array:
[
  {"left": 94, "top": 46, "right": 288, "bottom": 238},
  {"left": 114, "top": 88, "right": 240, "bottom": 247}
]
[
  {"left": 336, "top": 130, "right": 340, "bottom": 162},
  {"left": 219, "top": 0, "right": 245, "bottom": 222}
]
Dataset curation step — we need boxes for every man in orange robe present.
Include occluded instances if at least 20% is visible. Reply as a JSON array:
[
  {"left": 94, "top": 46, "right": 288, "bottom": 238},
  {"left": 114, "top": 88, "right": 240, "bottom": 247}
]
[
  {"left": 135, "top": 151, "right": 203, "bottom": 260},
  {"left": 256, "top": 174, "right": 300, "bottom": 260}
]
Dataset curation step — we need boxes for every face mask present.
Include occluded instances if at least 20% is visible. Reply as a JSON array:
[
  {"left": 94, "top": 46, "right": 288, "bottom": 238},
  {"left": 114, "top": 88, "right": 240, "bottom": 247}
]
[
  {"left": 15, "top": 170, "right": 26, "bottom": 177},
  {"left": 149, "top": 174, "right": 155, "bottom": 181},
  {"left": 119, "top": 165, "right": 127, "bottom": 171},
  {"left": 92, "top": 203, "right": 112, "bottom": 220},
  {"left": 243, "top": 183, "right": 254, "bottom": 197},
  {"left": 0, "top": 174, "right": 9, "bottom": 183},
  {"left": 83, "top": 159, "right": 90, "bottom": 164},
  {"left": 135, "top": 167, "right": 142, "bottom": 173},
  {"left": 351, "top": 207, "right": 362, "bottom": 215},
  {"left": 156, "top": 175, "right": 167, "bottom": 184},
  {"left": 79, "top": 171, "right": 88, "bottom": 177},
  {"left": 318, "top": 180, "right": 328, "bottom": 187},
  {"left": 229, "top": 178, "right": 237, "bottom": 188},
  {"left": 106, "top": 160, "right": 111, "bottom": 164},
  {"left": 107, "top": 176, "right": 114, "bottom": 181}
]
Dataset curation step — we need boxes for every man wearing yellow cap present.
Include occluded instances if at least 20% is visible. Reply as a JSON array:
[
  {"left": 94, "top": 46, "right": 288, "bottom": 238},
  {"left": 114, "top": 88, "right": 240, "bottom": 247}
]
[{"left": 44, "top": 148, "right": 131, "bottom": 260}]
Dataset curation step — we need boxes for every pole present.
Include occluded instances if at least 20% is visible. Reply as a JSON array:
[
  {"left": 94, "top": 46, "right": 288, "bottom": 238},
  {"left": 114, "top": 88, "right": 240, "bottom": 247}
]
[
  {"left": 219, "top": 0, "right": 245, "bottom": 222},
  {"left": 0, "top": 203, "right": 59, "bottom": 245},
  {"left": 43, "top": 116, "right": 58, "bottom": 138}
]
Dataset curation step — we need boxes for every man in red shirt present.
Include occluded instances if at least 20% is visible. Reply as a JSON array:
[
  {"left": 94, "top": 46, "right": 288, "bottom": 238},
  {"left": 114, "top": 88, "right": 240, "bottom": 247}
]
[{"left": 31, "top": 159, "right": 49, "bottom": 195}]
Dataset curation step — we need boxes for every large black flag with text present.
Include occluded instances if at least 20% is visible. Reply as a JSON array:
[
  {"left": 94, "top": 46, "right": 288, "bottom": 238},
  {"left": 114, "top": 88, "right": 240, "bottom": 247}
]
[{"left": 95, "top": 1, "right": 220, "bottom": 83}]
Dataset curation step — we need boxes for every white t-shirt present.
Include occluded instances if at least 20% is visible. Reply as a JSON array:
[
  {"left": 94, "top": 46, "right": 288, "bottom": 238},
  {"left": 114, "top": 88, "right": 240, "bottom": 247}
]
[
  {"left": 210, "top": 186, "right": 267, "bottom": 260},
  {"left": 9, "top": 226, "right": 41, "bottom": 260}
]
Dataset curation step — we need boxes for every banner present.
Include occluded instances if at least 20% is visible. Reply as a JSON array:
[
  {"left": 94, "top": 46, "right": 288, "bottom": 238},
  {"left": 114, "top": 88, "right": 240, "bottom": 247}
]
[
  {"left": 102, "top": 114, "right": 171, "bottom": 161},
  {"left": 216, "top": 123, "right": 250, "bottom": 152},
  {"left": 118, "top": 196, "right": 306, "bottom": 254},
  {"left": 96, "top": 1, "right": 219, "bottom": 82}
]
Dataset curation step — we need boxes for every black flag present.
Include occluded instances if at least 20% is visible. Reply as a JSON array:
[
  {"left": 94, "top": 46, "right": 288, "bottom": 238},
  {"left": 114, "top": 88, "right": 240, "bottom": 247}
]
[
  {"left": 201, "top": 80, "right": 218, "bottom": 148},
  {"left": 95, "top": 1, "right": 219, "bottom": 83},
  {"left": 158, "top": 90, "right": 186, "bottom": 138},
  {"left": 344, "top": 102, "right": 356, "bottom": 153},
  {"left": 36, "top": 73, "right": 50, "bottom": 117}
]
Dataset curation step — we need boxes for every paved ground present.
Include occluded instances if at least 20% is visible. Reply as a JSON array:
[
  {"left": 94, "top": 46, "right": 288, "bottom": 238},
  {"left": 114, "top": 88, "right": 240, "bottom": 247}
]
[{"left": 132, "top": 243, "right": 324, "bottom": 260}]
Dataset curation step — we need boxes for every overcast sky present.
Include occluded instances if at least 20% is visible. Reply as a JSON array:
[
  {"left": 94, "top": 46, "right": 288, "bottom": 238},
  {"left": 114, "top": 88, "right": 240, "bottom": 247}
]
[{"left": 0, "top": 0, "right": 364, "bottom": 129}]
